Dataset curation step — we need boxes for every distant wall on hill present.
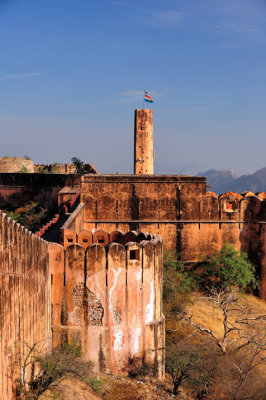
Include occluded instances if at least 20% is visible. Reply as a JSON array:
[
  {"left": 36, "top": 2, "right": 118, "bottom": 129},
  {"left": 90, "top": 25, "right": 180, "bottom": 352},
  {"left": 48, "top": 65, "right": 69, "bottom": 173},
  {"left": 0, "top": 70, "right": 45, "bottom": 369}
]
[{"left": 0, "top": 158, "right": 35, "bottom": 173}]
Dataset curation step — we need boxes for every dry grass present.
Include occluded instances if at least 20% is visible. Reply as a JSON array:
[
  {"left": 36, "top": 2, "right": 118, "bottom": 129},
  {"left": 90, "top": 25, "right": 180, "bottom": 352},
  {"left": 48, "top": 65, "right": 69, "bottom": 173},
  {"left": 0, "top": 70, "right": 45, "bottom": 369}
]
[{"left": 187, "top": 292, "right": 266, "bottom": 339}]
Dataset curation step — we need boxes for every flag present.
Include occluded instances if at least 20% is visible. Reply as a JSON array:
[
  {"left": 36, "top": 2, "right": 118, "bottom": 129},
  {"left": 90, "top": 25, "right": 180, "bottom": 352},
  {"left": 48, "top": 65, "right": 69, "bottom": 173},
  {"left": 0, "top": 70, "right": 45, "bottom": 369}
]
[{"left": 144, "top": 94, "right": 154, "bottom": 103}]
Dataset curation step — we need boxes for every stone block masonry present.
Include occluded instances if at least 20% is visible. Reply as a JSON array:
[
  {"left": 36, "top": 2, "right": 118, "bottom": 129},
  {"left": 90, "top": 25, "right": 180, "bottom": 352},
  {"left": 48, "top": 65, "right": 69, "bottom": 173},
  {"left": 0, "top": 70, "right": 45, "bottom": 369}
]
[{"left": 0, "top": 211, "right": 51, "bottom": 400}]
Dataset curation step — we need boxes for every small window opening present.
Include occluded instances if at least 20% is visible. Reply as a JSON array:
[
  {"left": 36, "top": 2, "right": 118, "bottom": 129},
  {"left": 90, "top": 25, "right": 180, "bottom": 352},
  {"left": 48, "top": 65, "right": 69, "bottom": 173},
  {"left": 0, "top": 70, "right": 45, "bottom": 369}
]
[
  {"left": 130, "top": 249, "right": 140, "bottom": 261},
  {"left": 224, "top": 200, "right": 237, "bottom": 212},
  {"left": 67, "top": 237, "right": 73, "bottom": 243},
  {"left": 83, "top": 239, "right": 88, "bottom": 243},
  {"left": 51, "top": 274, "right": 53, "bottom": 285},
  {"left": 97, "top": 235, "right": 105, "bottom": 244}
]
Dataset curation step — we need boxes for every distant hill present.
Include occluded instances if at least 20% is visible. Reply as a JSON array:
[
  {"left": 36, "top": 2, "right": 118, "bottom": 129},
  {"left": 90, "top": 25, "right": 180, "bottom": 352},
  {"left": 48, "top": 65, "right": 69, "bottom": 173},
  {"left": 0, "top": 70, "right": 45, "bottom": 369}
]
[{"left": 197, "top": 168, "right": 266, "bottom": 195}]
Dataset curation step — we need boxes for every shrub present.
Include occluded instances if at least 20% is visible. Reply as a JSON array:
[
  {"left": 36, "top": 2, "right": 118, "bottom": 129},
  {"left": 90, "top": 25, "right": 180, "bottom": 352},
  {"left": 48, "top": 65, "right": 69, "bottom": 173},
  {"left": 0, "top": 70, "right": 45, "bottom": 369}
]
[
  {"left": 199, "top": 244, "right": 257, "bottom": 291},
  {"left": 15, "top": 342, "right": 92, "bottom": 400},
  {"left": 71, "top": 157, "right": 96, "bottom": 175},
  {"left": 8, "top": 202, "right": 47, "bottom": 232}
]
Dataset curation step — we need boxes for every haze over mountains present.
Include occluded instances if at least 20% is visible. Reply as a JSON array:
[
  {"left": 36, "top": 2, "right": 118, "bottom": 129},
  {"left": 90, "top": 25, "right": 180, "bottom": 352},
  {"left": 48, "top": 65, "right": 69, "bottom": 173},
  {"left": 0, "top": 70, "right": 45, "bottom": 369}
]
[{"left": 197, "top": 168, "right": 266, "bottom": 195}]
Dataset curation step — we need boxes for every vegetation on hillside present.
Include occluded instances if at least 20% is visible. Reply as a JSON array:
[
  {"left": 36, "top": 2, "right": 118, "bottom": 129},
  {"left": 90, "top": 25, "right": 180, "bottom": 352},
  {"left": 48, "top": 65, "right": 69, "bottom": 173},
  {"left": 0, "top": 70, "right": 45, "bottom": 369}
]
[
  {"left": 71, "top": 157, "right": 96, "bottom": 174},
  {"left": 8, "top": 202, "right": 47, "bottom": 232},
  {"left": 14, "top": 343, "right": 92, "bottom": 400},
  {"left": 163, "top": 246, "right": 266, "bottom": 399},
  {"left": 36, "top": 163, "right": 60, "bottom": 174}
]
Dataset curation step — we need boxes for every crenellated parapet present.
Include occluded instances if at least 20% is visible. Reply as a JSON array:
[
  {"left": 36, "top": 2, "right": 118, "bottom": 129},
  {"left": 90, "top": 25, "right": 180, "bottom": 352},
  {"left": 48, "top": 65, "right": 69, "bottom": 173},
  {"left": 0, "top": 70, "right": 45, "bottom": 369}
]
[
  {"left": 50, "top": 230, "right": 164, "bottom": 378},
  {"left": 60, "top": 227, "right": 159, "bottom": 249},
  {"left": 200, "top": 191, "right": 266, "bottom": 221}
]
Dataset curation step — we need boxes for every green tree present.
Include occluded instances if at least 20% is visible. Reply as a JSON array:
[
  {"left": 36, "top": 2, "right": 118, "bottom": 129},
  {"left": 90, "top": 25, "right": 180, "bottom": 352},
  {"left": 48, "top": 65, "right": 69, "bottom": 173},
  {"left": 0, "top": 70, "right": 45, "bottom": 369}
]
[
  {"left": 199, "top": 244, "right": 257, "bottom": 291},
  {"left": 8, "top": 202, "right": 47, "bottom": 232},
  {"left": 71, "top": 157, "right": 96, "bottom": 175}
]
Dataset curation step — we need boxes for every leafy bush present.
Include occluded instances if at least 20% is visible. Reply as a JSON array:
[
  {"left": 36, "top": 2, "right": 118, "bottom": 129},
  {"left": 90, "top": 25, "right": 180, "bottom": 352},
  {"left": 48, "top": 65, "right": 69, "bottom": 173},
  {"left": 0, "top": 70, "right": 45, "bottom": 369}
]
[
  {"left": 8, "top": 202, "right": 47, "bottom": 232},
  {"left": 71, "top": 157, "right": 96, "bottom": 175},
  {"left": 199, "top": 244, "right": 257, "bottom": 291}
]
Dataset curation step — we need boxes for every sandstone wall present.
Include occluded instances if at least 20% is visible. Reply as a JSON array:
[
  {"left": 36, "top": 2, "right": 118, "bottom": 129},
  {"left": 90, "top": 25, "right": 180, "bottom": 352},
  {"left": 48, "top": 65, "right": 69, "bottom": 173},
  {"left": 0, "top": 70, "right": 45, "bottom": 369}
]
[
  {"left": 0, "top": 211, "right": 51, "bottom": 400},
  {"left": 81, "top": 174, "right": 206, "bottom": 250},
  {"left": 80, "top": 176, "right": 266, "bottom": 299},
  {"left": 61, "top": 203, "right": 84, "bottom": 233},
  {"left": 80, "top": 176, "right": 262, "bottom": 258},
  {"left": 51, "top": 229, "right": 164, "bottom": 378},
  {"left": 0, "top": 173, "right": 81, "bottom": 210}
]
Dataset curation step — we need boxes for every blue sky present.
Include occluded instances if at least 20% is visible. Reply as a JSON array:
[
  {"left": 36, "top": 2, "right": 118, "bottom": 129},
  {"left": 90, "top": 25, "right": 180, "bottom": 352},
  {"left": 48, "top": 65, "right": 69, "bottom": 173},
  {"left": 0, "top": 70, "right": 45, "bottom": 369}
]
[{"left": 0, "top": 0, "right": 266, "bottom": 175}]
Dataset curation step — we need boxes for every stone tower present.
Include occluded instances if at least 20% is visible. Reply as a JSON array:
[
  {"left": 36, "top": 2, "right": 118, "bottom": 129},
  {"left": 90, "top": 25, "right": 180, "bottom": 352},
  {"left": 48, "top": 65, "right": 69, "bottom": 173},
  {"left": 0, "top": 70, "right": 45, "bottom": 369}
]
[{"left": 134, "top": 109, "right": 154, "bottom": 174}]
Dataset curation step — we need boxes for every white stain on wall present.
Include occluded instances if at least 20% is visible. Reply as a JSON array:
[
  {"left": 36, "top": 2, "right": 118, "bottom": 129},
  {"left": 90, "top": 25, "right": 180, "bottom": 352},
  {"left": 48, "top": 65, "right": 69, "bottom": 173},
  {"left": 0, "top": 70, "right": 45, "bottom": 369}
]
[
  {"left": 145, "top": 282, "right": 154, "bottom": 323},
  {"left": 114, "top": 329, "right": 124, "bottom": 353},
  {"left": 109, "top": 268, "right": 121, "bottom": 312},
  {"left": 136, "top": 267, "right": 142, "bottom": 282},
  {"left": 131, "top": 327, "right": 141, "bottom": 355}
]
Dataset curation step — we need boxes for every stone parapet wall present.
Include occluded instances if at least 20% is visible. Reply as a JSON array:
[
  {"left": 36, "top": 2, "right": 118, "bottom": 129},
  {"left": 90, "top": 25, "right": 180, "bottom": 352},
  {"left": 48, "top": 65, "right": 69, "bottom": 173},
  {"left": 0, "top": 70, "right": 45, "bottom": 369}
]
[
  {"left": 0, "top": 211, "right": 51, "bottom": 400},
  {"left": 50, "top": 229, "right": 164, "bottom": 378}
]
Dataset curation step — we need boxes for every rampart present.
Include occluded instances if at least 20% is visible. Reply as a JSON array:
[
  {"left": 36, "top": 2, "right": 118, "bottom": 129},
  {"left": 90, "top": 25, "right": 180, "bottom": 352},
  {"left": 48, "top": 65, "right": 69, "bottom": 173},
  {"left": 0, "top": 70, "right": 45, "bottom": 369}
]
[
  {"left": 0, "top": 211, "right": 51, "bottom": 400},
  {"left": 80, "top": 175, "right": 266, "bottom": 299},
  {"left": 0, "top": 173, "right": 81, "bottom": 210},
  {"left": 50, "top": 229, "right": 165, "bottom": 378}
]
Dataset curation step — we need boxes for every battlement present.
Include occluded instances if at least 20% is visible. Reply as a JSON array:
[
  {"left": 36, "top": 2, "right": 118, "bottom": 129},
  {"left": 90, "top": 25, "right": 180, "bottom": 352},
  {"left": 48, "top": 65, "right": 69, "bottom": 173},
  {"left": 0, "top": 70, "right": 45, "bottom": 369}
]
[{"left": 50, "top": 229, "right": 164, "bottom": 377}]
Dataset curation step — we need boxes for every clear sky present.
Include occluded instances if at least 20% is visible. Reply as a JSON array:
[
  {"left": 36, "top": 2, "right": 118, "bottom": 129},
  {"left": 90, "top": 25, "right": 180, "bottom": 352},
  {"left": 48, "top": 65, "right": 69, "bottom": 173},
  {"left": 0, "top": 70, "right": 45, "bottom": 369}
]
[{"left": 0, "top": 0, "right": 266, "bottom": 176}]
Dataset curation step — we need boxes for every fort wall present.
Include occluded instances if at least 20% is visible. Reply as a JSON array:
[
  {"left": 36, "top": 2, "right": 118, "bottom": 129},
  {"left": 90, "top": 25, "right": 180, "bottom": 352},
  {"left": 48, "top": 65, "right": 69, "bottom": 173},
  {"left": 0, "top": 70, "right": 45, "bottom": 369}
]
[
  {"left": 50, "top": 229, "right": 165, "bottom": 378},
  {"left": 80, "top": 175, "right": 266, "bottom": 299},
  {"left": 0, "top": 173, "right": 81, "bottom": 210},
  {"left": 81, "top": 174, "right": 206, "bottom": 249},
  {"left": 0, "top": 211, "right": 51, "bottom": 400},
  {"left": 61, "top": 203, "right": 84, "bottom": 233}
]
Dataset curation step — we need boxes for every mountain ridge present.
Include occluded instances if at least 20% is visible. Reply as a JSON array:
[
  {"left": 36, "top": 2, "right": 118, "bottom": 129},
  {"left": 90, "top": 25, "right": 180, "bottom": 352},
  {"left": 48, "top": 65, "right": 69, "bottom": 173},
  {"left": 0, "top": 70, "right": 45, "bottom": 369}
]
[{"left": 197, "top": 167, "right": 266, "bottom": 195}]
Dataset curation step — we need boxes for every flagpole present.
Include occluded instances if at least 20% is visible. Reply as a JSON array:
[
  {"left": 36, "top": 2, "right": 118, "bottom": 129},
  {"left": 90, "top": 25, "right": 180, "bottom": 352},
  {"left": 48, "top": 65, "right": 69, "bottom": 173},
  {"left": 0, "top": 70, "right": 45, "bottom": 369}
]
[{"left": 143, "top": 90, "right": 145, "bottom": 110}]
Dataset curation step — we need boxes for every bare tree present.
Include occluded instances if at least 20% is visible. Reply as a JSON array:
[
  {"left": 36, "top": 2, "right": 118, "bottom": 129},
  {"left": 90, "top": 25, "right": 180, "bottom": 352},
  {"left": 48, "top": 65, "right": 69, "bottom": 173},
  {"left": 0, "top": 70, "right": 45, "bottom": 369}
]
[
  {"left": 176, "top": 288, "right": 266, "bottom": 400},
  {"left": 178, "top": 288, "right": 266, "bottom": 354}
]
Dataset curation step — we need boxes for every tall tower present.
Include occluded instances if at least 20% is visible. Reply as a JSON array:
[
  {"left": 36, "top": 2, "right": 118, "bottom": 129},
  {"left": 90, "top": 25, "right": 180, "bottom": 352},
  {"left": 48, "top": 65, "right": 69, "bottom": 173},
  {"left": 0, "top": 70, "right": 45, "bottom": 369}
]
[{"left": 134, "top": 109, "right": 154, "bottom": 175}]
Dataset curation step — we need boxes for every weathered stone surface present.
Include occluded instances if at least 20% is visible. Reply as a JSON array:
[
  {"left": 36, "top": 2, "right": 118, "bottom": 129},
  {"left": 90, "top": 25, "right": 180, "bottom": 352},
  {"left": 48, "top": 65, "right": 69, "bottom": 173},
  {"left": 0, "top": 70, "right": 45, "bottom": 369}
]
[
  {"left": 134, "top": 109, "right": 154, "bottom": 175},
  {"left": 0, "top": 211, "right": 50, "bottom": 400},
  {"left": 51, "top": 230, "right": 165, "bottom": 378}
]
